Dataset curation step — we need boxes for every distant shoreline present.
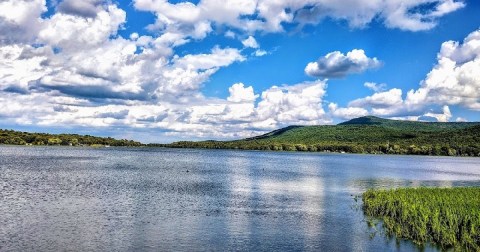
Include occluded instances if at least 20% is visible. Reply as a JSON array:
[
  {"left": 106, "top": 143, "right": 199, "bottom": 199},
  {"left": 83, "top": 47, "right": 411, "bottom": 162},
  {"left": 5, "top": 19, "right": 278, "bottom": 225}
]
[
  {"left": 155, "top": 144, "right": 480, "bottom": 157},
  {"left": 2, "top": 116, "right": 480, "bottom": 157},
  {"left": 2, "top": 143, "right": 479, "bottom": 158},
  {"left": 0, "top": 128, "right": 143, "bottom": 147}
]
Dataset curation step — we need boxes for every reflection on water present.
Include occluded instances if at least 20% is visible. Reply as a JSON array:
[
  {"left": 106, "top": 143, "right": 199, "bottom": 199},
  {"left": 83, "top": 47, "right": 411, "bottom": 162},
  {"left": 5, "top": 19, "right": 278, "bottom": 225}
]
[{"left": 1, "top": 146, "right": 479, "bottom": 251}]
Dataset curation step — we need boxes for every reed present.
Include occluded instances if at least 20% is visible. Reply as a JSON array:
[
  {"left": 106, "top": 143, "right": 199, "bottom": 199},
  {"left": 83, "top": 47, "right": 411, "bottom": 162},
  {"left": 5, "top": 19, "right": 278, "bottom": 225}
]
[{"left": 363, "top": 187, "right": 480, "bottom": 250}]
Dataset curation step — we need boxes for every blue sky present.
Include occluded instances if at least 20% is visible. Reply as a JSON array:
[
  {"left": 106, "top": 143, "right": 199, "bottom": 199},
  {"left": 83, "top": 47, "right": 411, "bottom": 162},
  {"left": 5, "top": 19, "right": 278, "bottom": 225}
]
[{"left": 0, "top": 0, "right": 479, "bottom": 142}]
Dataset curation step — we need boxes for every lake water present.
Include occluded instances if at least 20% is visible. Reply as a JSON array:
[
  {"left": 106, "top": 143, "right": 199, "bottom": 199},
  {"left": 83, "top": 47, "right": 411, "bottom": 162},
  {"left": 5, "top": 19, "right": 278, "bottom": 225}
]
[{"left": 1, "top": 146, "right": 480, "bottom": 251}]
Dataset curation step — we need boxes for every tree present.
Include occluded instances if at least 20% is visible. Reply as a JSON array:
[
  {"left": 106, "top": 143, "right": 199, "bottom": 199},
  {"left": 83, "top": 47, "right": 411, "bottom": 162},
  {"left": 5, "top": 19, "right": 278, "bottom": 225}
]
[
  {"left": 48, "top": 137, "right": 63, "bottom": 145},
  {"left": 70, "top": 138, "right": 79, "bottom": 146}
]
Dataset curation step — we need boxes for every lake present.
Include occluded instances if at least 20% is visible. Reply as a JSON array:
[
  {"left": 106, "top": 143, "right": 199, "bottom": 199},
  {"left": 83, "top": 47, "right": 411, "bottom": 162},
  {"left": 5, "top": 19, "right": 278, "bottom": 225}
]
[{"left": 1, "top": 146, "right": 479, "bottom": 251}]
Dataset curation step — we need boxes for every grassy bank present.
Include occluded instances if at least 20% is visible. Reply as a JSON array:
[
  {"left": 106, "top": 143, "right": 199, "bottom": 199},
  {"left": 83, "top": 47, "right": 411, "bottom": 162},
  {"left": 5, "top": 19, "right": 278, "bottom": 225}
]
[{"left": 362, "top": 187, "right": 480, "bottom": 250}]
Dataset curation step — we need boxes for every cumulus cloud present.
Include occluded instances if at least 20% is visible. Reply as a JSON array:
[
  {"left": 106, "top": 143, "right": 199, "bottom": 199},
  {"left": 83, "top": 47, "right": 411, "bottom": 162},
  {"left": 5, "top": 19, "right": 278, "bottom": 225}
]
[
  {"left": 0, "top": 0, "right": 471, "bottom": 141},
  {"left": 56, "top": 0, "right": 104, "bottom": 18},
  {"left": 39, "top": 4, "right": 127, "bottom": 49},
  {"left": 227, "top": 83, "right": 258, "bottom": 102},
  {"left": 301, "top": 27, "right": 476, "bottom": 128},
  {"left": 0, "top": 78, "right": 331, "bottom": 139},
  {"left": 155, "top": 47, "right": 245, "bottom": 97},
  {"left": 0, "top": 0, "right": 255, "bottom": 139},
  {"left": 305, "top": 49, "right": 381, "bottom": 78},
  {"left": 349, "top": 88, "right": 403, "bottom": 109},
  {"left": 382, "top": 0, "right": 464, "bottom": 31},
  {"left": 0, "top": 0, "right": 46, "bottom": 44},
  {"left": 328, "top": 88, "right": 405, "bottom": 120},
  {"left": 0, "top": 44, "right": 53, "bottom": 91},
  {"left": 173, "top": 47, "right": 245, "bottom": 70},
  {"left": 166, "top": 80, "right": 330, "bottom": 136},
  {"left": 132, "top": 0, "right": 464, "bottom": 44},
  {"left": 0, "top": 9, "right": 245, "bottom": 103},
  {"left": 420, "top": 105, "right": 452, "bottom": 122},
  {"left": 328, "top": 103, "right": 368, "bottom": 120},
  {"left": 0, "top": 0, "right": 330, "bottom": 139},
  {"left": 255, "top": 80, "right": 329, "bottom": 126},
  {"left": 328, "top": 86, "right": 456, "bottom": 122},
  {"left": 406, "top": 28, "right": 480, "bottom": 111},
  {"left": 328, "top": 28, "right": 480, "bottom": 123}
]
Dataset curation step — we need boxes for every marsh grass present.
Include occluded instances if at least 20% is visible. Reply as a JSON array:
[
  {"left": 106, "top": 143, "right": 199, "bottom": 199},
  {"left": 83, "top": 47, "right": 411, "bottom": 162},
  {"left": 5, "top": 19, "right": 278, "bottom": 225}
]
[{"left": 363, "top": 187, "right": 480, "bottom": 251}]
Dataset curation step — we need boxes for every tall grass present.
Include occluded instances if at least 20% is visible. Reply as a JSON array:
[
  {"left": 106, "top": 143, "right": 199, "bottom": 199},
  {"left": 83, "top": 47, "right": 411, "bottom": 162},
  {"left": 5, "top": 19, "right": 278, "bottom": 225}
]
[{"left": 363, "top": 187, "right": 480, "bottom": 251}]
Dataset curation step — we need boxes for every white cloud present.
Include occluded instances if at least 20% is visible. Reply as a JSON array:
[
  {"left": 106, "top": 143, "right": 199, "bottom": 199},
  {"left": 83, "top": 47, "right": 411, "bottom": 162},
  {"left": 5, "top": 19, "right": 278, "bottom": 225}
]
[
  {"left": 0, "top": 0, "right": 253, "bottom": 140},
  {"left": 241, "top": 36, "right": 259, "bottom": 49},
  {"left": 0, "top": 33, "right": 330, "bottom": 139},
  {"left": 349, "top": 88, "right": 403, "bottom": 109},
  {"left": 35, "top": 37, "right": 152, "bottom": 100},
  {"left": 56, "top": 0, "right": 104, "bottom": 18},
  {"left": 133, "top": 0, "right": 464, "bottom": 42},
  {"left": 328, "top": 103, "right": 368, "bottom": 120},
  {"left": 421, "top": 105, "right": 452, "bottom": 122},
  {"left": 1, "top": 22, "right": 244, "bottom": 102},
  {"left": 254, "top": 49, "right": 267, "bottom": 57},
  {"left": 256, "top": 80, "right": 330, "bottom": 126},
  {"left": 329, "top": 28, "right": 480, "bottom": 123},
  {"left": 0, "top": 44, "right": 53, "bottom": 91},
  {"left": 154, "top": 47, "right": 245, "bottom": 96},
  {"left": 364, "top": 82, "right": 387, "bottom": 92},
  {"left": 173, "top": 46, "right": 245, "bottom": 70},
  {"left": 0, "top": 0, "right": 471, "bottom": 141},
  {"left": 227, "top": 83, "right": 258, "bottom": 103},
  {"left": 130, "top": 33, "right": 139, "bottom": 40},
  {"left": 225, "top": 30, "right": 236, "bottom": 38},
  {"left": 0, "top": 0, "right": 46, "bottom": 44},
  {"left": 328, "top": 86, "right": 454, "bottom": 122},
  {"left": 305, "top": 49, "right": 381, "bottom": 78},
  {"left": 134, "top": 0, "right": 254, "bottom": 42},
  {"left": 382, "top": 0, "right": 464, "bottom": 31},
  {"left": 406, "top": 28, "right": 480, "bottom": 110},
  {"left": 39, "top": 4, "right": 126, "bottom": 49}
]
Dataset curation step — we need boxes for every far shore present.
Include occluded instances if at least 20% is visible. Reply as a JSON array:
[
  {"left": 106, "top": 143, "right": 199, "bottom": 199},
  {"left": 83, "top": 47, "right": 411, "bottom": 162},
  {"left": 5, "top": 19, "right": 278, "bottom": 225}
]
[{"left": 2, "top": 143, "right": 479, "bottom": 158}]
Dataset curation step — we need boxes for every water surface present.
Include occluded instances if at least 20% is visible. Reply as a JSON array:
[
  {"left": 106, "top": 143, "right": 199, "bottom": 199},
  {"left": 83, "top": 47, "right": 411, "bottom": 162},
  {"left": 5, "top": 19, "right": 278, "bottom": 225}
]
[{"left": 1, "top": 146, "right": 479, "bottom": 251}]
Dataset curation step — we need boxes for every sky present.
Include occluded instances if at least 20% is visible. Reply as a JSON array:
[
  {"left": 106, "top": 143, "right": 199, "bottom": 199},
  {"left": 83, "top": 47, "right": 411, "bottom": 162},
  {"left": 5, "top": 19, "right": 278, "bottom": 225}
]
[{"left": 0, "top": 0, "right": 479, "bottom": 143}]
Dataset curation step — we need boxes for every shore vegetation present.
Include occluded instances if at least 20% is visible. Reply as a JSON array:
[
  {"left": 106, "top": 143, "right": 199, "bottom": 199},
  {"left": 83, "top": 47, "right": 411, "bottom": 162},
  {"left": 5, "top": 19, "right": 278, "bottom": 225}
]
[{"left": 363, "top": 187, "right": 480, "bottom": 250}]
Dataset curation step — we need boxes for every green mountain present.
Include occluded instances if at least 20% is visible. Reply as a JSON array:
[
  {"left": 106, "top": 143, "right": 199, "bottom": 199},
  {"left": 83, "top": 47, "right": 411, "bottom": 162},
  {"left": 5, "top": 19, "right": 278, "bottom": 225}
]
[
  {"left": 167, "top": 116, "right": 480, "bottom": 156},
  {"left": 339, "top": 115, "right": 477, "bottom": 131}
]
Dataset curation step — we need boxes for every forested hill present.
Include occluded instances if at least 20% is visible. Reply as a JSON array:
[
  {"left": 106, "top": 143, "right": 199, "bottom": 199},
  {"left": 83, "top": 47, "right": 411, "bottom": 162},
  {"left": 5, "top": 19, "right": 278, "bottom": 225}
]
[
  {"left": 339, "top": 116, "right": 478, "bottom": 130},
  {"left": 166, "top": 116, "right": 480, "bottom": 156},
  {"left": 0, "top": 129, "right": 142, "bottom": 147}
]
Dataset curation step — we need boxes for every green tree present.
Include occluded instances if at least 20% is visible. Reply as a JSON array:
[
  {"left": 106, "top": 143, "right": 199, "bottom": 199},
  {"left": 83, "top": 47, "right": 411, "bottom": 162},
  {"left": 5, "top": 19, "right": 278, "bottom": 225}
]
[
  {"left": 48, "top": 138, "right": 63, "bottom": 145},
  {"left": 70, "top": 138, "right": 79, "bottom": 146}
]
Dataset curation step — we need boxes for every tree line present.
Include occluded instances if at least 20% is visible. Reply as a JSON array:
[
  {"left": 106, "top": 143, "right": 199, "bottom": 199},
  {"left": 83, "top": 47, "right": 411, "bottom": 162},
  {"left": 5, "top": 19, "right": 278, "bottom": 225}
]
[
  {"left": 0, "top": 129, "right": 142, "bottom": 147},
  {"left": 2, "top": 120, "right": 480, "bottom": 157}
]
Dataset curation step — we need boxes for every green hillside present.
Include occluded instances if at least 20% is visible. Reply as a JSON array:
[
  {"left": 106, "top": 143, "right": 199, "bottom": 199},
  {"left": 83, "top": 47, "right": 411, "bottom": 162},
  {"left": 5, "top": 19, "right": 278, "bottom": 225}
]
[
  {"left": 167, "top": 116, "right": 480, "bottom": 156},
  {"left": 339, "top": 116, "right": 477, "bottom": 131}
]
